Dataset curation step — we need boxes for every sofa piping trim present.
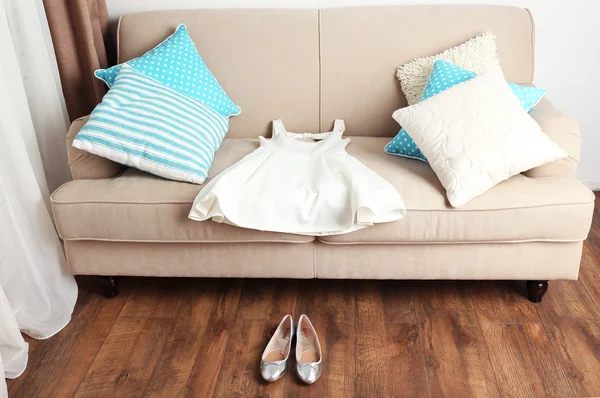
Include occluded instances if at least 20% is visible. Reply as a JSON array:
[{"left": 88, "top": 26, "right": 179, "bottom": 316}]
[
  {"left": 316, "top": 237, "right": 588, "bottom": 246},
  {"left": 312, "top": 241, "right": 317, "bottom": 277},
  {"left": 57, "top": 236, "right": 586, "bottom": 245},
  {"left": 318, "top": 9, "right": 322, "bottom": 133},
  {"left": 526, "top": 8, "right": 535, "bottom": 82},
  {"left": 59, "top": 237, "right": 315, "bottom": 244},
  {"left": 50, "top": 197, "right": 595, "bottom": 213},
  {"left": 116, "top": 15, "right": 123, "bottom": 64}
]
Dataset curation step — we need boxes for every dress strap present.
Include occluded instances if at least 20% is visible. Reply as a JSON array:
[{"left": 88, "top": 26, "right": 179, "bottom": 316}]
[
  {"left": 332, "top": 119, "right": 345, "bottom": 133},
  {"left": 271, "top": 119, "right": 287, "bottom": 137}
]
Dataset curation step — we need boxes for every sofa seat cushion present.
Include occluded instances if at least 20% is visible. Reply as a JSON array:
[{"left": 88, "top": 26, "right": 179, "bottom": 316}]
[
  {"left": 323, "top": 137, "right": 594, "bottom": 244},
  {"left": 52, "top": 138, "right": 314, "bottom": 244},
  {"left": 52, "top": 136, "right": 594, "bottom": 245}
]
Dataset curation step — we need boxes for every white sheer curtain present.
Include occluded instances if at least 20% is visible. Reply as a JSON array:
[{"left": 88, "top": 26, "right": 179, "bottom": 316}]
[{"left": 0, "top": 0, "right": 77, "bottom": 395}]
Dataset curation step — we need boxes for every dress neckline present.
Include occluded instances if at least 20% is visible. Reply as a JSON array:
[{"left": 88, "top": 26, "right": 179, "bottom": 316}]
[
  {"left": 273, "top": 119, "right": 345, "bottom": 148},
  {"left": 279, "top": 127, "right": 340, "bottom": 147}
]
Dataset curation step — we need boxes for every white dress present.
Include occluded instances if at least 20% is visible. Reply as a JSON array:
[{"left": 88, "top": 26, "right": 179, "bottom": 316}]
[{"left": 188, "top": 119, "right": 406, "bottom": 235}]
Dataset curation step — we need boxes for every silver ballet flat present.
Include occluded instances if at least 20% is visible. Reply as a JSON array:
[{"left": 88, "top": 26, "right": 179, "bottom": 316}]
[
  {"left": 295, "top": 314, "right": 323, "bottom": 384},
  {"left": 260, "top": 314, "right": 294, "bottom": 382}
]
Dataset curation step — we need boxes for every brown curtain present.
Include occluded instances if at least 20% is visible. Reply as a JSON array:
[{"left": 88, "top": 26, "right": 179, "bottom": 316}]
[{"left": 43, "top": 0, "right": 116, "bottom": 121}]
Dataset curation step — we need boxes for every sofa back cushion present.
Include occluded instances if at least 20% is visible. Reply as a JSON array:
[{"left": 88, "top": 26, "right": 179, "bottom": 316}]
[
  {"left": 118, "top": 6, "right": 534, "bottom": 138},
  {"left": 118, "top": 9, "right": 320, "bottom": 138},
  {"left": 320, "top": 5, "right": 535, "bottom": 137}
]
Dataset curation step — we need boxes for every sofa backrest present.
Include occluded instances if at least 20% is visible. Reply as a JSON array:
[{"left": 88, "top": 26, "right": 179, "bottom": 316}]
[
  {"left": 118, "top": 9, "right": 320, "bottom": 139},
  {"left": 118, "top": 6, "right": 534, "bottom": 138}
]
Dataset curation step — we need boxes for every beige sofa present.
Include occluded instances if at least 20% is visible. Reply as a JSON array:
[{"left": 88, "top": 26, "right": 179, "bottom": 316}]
[{"left": 51, "top": 5, "right": 595, "bottom": 302}]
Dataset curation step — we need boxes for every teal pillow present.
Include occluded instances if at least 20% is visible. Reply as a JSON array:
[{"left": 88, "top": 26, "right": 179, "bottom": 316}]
[
  {"left": 94, "top": 24, "right": 240, "bottom": 118},
  {"left": 386, "top": 59, "right": 547, "bottom": 162},
  {"left": 76, "top": 64, "right": 229, "bottom": 184}
]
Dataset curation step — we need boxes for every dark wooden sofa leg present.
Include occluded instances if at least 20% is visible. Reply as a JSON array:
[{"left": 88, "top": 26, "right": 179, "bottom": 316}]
[
  {"left": 98, "top": 276, "right": 119, "bottom": 298},
  {"left": 526, "top": 280, "right": 548, "bottom": 303}
]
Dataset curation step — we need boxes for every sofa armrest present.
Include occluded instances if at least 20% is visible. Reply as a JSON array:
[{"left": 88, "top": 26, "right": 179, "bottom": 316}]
[
  {"left": 66, "top": 115, "right": 126, "bottom": 180},
  {"left": 524, "top": 98, "right": 581, "bottom": 178}
]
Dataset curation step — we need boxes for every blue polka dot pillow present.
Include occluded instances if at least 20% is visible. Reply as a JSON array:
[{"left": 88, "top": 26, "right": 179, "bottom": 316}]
[
  {"left": 94, "top": 24, "right": 240, "bottom": 118},
  {"left": 385, "top": 59, "right": 547, "bottom": 162}
]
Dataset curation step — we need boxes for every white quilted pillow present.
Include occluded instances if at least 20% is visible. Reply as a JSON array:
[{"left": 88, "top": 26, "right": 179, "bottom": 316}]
[
  {"left": 393, "top": 66, "right": 567, "bottom": 208},
  {"left": 397, "top": 32, "right": 499, "bottom": 105}
]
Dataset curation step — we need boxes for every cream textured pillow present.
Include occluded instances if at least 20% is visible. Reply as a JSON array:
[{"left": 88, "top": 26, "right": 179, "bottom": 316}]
[
  {"left": 397, "top": 32, "right": 499, "bottom": 105},
  {"left": 393, "top": 66, "right": 567, "bottom": 208}
]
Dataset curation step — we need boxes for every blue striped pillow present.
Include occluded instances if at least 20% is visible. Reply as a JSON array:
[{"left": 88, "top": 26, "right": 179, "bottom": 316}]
[{"left": 74, "top": 64, "right": 228, "bottom": 184}]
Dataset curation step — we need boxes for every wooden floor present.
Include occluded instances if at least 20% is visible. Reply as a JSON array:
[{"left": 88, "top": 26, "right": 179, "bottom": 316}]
[{"left": 7, "top": 194, "right": 600, "bottom": 397}]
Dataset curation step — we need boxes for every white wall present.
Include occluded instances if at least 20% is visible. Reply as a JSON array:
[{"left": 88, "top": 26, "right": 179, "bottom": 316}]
[{"left": 106, "top": 0, "right": 600, "bottom": 187}]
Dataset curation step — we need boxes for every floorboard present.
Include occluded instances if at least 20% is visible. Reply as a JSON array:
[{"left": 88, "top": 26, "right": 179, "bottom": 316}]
[
  {"left": 75, "top": 317, "right": 173, "bottom": 397},
  {"left": 356, "top": 280, "right": 416, "bottom": 324},
  {"left": 284, "top": 279, "right": 356, "bottom": 397},
  {"left": 293, "top": 279, "right": 355, "bottom": 326},
  {"left": 142, "top": 279, "right": 242, "bottom": 397},
  {"left": 6, "top": 192, "right": 600, "bottom": 397},
  {"left": 214, "top": 319, "right": 287, "bottom": 398},
  {"left": 536, "top": 277, "right": 600, "bottom": 396},
  {"left": 234, "top": 279, "right": 298, "bottom": 321},
  {"left": 212, "top": 279, "right": 296, "bottom": 398},
  {"left": 119, "top": 277, "right": 191, "bottom": 319},
  {"left": 481, "top": 323, "right": 573, "bottom": 397},
  {"left": 7, "top": 277, "right": 133, "bottom": 398},
  {"left": 414, "top": 282, "right": 501, "bottom": 397},
  {"left": 538, "top": 316, "right": 600, "bottom": 397},
  {"left": 579, "top": 227, "right": 600, "bottom": 310},
  {"left": 592, "top": 193, "right": 600, "bottom": 230},
  {"left": 179, "top": 280, "right": 243, "bottom": 398},
  {"left": 470, "top": 281, "right": 540, "bottom": 324},
  {"left": 355, "top": 322, "right": 426, "bottom": 397}
]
